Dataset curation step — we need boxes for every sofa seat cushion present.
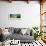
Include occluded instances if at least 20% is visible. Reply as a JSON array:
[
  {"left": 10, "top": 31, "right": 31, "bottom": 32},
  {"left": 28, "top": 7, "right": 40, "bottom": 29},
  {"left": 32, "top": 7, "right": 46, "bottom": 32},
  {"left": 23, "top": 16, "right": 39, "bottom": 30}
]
[{"left": 8, "top": 33, "right": 34, "bottom": 43}]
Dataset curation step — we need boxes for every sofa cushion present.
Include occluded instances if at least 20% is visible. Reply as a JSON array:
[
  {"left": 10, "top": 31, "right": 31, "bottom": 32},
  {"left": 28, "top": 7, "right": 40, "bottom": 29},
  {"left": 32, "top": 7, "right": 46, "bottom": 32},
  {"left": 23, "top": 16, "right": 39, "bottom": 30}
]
[
  {"left": 8, "top": 27, "right": 14, "bottom": 34},
  {"left": 21, "top": 28, "right": 27, "bottom": 35},
  {"left": 0, "top": 28, "right": 2, "bottom": 35},
  {"left": 9, "top": 33, "right": 34, "bottom": 43},
  {"left": 14, "top": 28, "right": 21, "bottom": 33}
]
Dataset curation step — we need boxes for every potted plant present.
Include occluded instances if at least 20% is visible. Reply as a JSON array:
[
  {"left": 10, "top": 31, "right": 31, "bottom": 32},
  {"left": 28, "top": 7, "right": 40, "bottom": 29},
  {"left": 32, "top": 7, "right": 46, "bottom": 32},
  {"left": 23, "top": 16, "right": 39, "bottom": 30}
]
[
  {"left": 32, "top": 27, "right": 38, "bottom": 40},
  {"left": 32, "top": 27, "right": 43, "bottom": 40}
]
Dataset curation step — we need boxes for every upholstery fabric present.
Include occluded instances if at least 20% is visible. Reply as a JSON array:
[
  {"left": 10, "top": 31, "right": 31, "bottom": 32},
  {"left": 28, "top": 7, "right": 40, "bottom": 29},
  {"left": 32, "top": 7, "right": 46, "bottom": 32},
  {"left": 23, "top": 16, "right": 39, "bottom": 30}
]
[
  {"left": 3, "top": 27, "right": 34, "bottom": 43},
  {"left": 8, "top": 33, "right": 34, "bottom": 43},
  {"left": 0, "top": 28, "right": 2, "bottom": 35},
  {"left": 8, "top": 27, "right": 14, "bottom": 34},
  {"left": 21, "top": 28, "right": 27, "bottom": 35},
  {"left": 14, "top": 28, "right": 21, "bottom": 33}
]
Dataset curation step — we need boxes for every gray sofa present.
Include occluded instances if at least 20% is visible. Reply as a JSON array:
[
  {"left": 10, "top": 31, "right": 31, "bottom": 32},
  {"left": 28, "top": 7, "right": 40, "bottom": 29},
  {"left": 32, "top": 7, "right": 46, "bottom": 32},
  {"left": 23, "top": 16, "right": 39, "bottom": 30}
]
[{"left": 4, "top": 27, "right": 34, "bottom": 43}]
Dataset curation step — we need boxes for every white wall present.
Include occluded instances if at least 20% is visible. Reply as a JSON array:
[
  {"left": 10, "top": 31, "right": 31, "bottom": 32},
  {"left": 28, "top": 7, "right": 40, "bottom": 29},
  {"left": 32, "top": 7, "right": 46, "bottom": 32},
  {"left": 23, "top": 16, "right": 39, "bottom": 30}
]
[{"left": 0, "top": 1, "right": 40, "bottom": 28}]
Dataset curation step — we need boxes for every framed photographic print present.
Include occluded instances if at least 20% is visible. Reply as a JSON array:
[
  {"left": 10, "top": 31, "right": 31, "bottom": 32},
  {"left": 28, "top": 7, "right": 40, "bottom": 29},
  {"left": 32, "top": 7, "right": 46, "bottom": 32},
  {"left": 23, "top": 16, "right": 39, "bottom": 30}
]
[{"left": 9, "top": 14, "right": 21, "bottom": 20}]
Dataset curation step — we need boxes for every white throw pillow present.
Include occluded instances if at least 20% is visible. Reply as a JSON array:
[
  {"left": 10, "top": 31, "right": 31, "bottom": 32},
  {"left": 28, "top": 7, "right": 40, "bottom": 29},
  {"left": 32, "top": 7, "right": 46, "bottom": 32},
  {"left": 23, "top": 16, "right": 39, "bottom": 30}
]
[
  {"left": 2, "top": 29, "right": 10, "bottom": 36},
  {"left": 21, "top": 28, "right": 27, "bottom": 35}
]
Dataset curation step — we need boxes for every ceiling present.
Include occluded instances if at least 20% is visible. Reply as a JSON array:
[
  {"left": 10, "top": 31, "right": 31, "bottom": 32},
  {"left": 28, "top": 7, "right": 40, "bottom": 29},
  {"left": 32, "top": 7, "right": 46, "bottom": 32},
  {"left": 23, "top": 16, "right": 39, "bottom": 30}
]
[
  {"left": 0, "top": 0, "right": 45, "bottom": 4},
  {"left": 0, "top": 0, "right": 40, "bottom": 1}
]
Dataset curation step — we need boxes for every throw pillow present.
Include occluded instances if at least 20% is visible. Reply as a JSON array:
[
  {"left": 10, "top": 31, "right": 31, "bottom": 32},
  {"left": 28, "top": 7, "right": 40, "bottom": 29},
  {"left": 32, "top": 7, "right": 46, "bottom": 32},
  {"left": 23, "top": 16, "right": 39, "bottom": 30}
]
[
  {"left": 14, "top": 28, "right": 21, "bottom": 33},
  {"left": 21, "top": 28, "right": 27, "bottom": 35}
]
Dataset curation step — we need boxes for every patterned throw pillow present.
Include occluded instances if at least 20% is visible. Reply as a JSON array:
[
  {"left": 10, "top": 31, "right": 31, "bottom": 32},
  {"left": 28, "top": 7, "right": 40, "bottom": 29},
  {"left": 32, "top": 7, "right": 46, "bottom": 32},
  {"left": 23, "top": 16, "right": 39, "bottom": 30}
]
[
  {"left": 8, "top": 27, "right": 14, "bottom": 34},
  {"left": 14, "top": 28, "right": 21, "bottom": 33}
]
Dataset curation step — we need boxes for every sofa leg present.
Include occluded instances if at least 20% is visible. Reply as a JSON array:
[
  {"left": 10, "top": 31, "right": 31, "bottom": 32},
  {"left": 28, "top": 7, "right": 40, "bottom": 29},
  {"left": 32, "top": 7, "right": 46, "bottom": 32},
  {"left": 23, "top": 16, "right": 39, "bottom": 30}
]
[{"left": 21, "top": 44, "right": 22, "bottom": 46}]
